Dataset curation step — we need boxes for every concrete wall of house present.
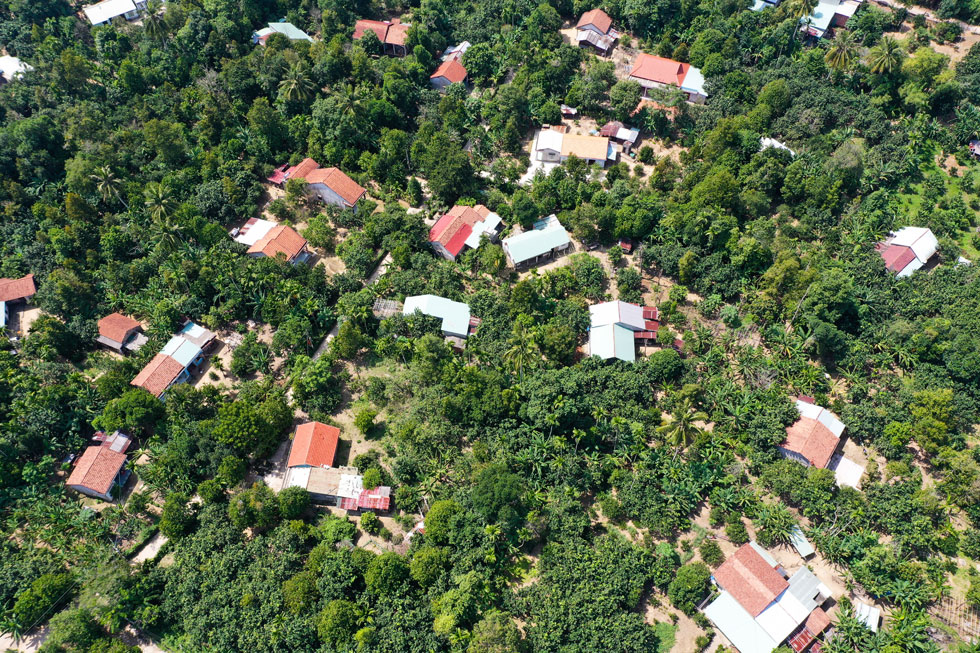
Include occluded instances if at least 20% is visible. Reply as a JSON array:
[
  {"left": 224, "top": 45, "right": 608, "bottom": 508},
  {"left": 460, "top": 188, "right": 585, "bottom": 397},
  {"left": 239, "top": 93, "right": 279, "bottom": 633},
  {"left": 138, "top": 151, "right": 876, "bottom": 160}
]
[
  {"left": 580, "top": 23, "right": 605, "bottom": 35},
  {"left": 431, "top": 241, "right": 455, "bottom": 260},
  {"left": 537, "top": 149, "right": 560, "bottom": 162},
  {"left": 431, "top": 76, "right": 453, "bottom": 90},
  {"left": 69, "top": 483, "right": 113, "bottom": 502},
  {"left": 562, "top": 154, "right": 605, "bottom": 168},
  {"left": 309, "top": 182, "right": 353, "bottom": 210},
  {"left": 777, "top": 447, "right": 812, "bottom": 467}
]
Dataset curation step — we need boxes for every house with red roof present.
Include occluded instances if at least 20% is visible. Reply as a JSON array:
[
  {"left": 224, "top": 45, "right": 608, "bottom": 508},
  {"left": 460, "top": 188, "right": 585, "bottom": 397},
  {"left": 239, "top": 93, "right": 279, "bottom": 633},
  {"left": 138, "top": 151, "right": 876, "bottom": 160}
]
[
  {"left": 0, "top": 273, "right": 36, "bottom": 334},
  {"left": 131, "top": 321, "right": 217, "bottom": 399},
  {"left": 244, "top": 222, "right": 310, "bottom": 264},
  {"left": 66, "top": 432, "right": 133, "bottom": 501},
  {"left": 430, "top": 58, "right": 467, "bottom": 89},
  {"left": 704, "top": 542, "right": 833, "bottom": 653},
  {"left": 628, "top": 53, "right": 707, "bottom": 103},
  {"left": 268, "top": 157, "right": 367, "bottom": 210},
  {"left": 353, "top": 18, "right": 411, "bottom": 56},
  {"left": 576, "top": 9, "right": 618, "bottom": 54},
  {"left": 97, "top": 313, "right": 147, "bottom": 354},
  {"left": 429, "top": 204, "right": 503, "bottom": 260},
  {"left": 287, "top": 422, "right": 340, "bottom": 469},
  {"left": 780, "top": 397, "right": 845, "bottom": 469},
  {"left": 875, "top": 226, "right": 938, "bottom": 278}
]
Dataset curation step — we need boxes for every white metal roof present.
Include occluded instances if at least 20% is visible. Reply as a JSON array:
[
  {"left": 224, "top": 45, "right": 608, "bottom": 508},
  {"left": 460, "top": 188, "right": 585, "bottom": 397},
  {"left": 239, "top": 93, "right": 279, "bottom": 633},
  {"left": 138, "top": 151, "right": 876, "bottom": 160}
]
[
  {"left": 82, "top": 0, "right": 137, "bottom": 24},
  {"left": 234, "top": 218, "right": 277, "bottom": 246},
  {"left": 760, "top": 137, "right": 796, "bottom": 156},
  {"left": 536, "top": 129, "right": 564, "bottom": 154},
  {"left": 795, "top": 399, "right": 845, "bottom": 437},
  {"left": 161, "top": 336, "right": 202, "bottom": 368},
  {"left": 680, "top": 66, "right": 706, "bottom": 97},
  {"left": 0, "top": 56, "right": 31, "bottom": 82},
  {"left": 403, "top": 294, "right": 471, "bottom": 338},
  {"left": 789, "top": 526, "right": 815, "bottom": 559},
  {"left": 890, "top": 227, "right": 938, "bottom": 264},
  {"left": 502, "top": 215, "right": 571, "bottom": 265},
  {"left": 588, "top": 324, "right": 636, "bottom": 361},
  {"left": 855, "top": 601, "right": 881, "bottom": 632},
  {"left": 284, "top": 466, "right": 311, "bottom": 490},
  {"left": 464, "top": 211, "right": 502, "bottom": 249},
  {"left": 337, "top": 473, "right": 363, "bottom": 499},
  {"left": 831, "top": 455, "right": 864, "bottom": 489},
  {"left": 704, "top": 591, "right": 780, "bottom": 653},
  {"left": 589, "top": 300, "right": 646, "bottom": 330}
]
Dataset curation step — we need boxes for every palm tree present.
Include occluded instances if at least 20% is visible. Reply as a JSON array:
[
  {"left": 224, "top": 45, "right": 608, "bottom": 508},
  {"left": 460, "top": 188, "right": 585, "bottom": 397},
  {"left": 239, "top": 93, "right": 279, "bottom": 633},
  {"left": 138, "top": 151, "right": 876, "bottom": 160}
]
[
  {"left": 825, "top": 30, "right": 859, "bottom": 72},
  {"left": 143, "top": 182, "right": 174, "bottom": 222},
  {"left": 867, "top": 36, "right": 903, "bottom": 75},
  {"left": 143, "top": 3, "right": 167, "bottom": 42},
  {"left": 91, "top": 165, "right": 128, "bottom": 208},
  {"left": 657, "top": 398, "right": 709, "bottom": 454},
  {"left": 503, "top": 322, "right": 540, "bottom": 383},
  {"left": 278, "top": 65, "right": 316, "bottom": 103}
]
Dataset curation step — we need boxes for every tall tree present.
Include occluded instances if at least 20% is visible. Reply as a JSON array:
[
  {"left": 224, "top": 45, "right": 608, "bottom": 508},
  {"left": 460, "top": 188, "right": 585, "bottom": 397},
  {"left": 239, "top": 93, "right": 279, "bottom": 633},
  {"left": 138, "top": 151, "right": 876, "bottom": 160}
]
[{"left": 825, "top": 30, "right": 859, "bottom": 72}]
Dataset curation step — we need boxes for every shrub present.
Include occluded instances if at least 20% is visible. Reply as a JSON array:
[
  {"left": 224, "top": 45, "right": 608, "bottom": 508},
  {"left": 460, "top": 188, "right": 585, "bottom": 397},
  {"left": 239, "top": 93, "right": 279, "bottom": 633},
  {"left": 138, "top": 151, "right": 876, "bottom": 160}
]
[
  {"left": 362, "top": 467, "right": 383, "bottom": 490},
  {"left": 725, "top": 517, "right": 749, "bottom": 545},
  {"left": 197, "top": 479, "right": 225, "bottom": 504},
  {"left": 667, "top": 562, "right": 711, "bottom": 614},
  {"left": 699, "top": 540, "right": 724, "bottom": 567},
  {"left": 354, "top": 408, "right": 378, "bottom": 435},
  {"left": 361, "top": 511, "right": 382, "bottom": 535},
  {"left": 279, "top": 486, "right": 311, "bottom": 520},
  {"left": 159, "top": 492, "right": 194, "bottom": 538}
]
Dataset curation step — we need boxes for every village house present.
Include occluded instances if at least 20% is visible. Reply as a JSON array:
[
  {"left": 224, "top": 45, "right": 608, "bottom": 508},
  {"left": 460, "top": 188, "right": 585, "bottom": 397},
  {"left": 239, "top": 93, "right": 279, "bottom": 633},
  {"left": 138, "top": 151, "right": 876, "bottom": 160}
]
[
  {"left": 575, "top": 9, "right": 619, "bottom": 55},
  {"left": 131, "top": 321, "right": 216, "bottom": 399},
  {"left": 234, "top": 218, "right": 310, "bottom": 264},
  {"left": 428, "top": 204, "right": 503, "bottom": 260},
  {"left": 627, "top": 53, "right": 707, "bottom": 103},
  {"left": 403, "top": 294, "right": 475, "bottom": 339},
  {"left": 430, "top": 58, "right": 468, "bottom": 89},
  {"left": 501, "top": 214, "right": 572, "bottom": 268},
  {"left": 96, "top": 313, "right": 147, "bottom": 354},
  {"left": 82, "top": 0, "right": 149, "bottom": 25},
  {"left": 876, "top": 226, "right": 938, "bottom": 277},
  {"left": 353, "top": 19, "right": 411, "bottom": 56},
  {"left": 66, "top": 431, "right": 133, "bottom": 501},
  {"left": 284, "top": 465, "right": 392, "bottom": 513},
  {"left": 800, "top": 0, "right": 862, "bottom": 38},
  {"left": 781, "top": 396, "right": 865, "bottom": 488},
  {"left": 0, "top": 273, "right": 36, "bottom": 334},
  {"left": 703, "top": 541, "right": 833, "bottom": 653},
  {"left": 531, "top": 127, "right": 615, "bottom": 168},
  {"left": 252, "top": 22, "right": 314, "bottom": 45},
  {"left": 587, "top": 300, "right": 661, "bottom": 362},
  {"left": 267, "top": 157, "right": 367, "bottom": 210}
]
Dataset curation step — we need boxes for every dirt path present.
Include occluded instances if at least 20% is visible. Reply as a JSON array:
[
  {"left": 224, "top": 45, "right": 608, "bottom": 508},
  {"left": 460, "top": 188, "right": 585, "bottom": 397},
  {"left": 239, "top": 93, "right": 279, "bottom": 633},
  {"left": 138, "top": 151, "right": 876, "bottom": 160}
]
[
  {"left": 873, "top": 0, "right": 980, "bottom": 34},
  {"left": 131, "top": 532, "right": 168, "bottom": 564}
]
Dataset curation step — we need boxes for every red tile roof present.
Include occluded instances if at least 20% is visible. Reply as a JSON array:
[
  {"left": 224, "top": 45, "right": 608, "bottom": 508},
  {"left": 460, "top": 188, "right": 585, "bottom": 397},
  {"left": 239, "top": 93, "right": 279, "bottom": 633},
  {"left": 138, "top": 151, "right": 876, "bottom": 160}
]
[
  {"left": 67, "top": 445, "right": 127, "bottom": 496},
  {"left": 805, "top": 607, "right": 831, "bottom": 635},
  {"left": 353, "top": 19, "right": 389, "bottom": 41},
  {"left": 878, "top": 243, "right": 916, "bottom": 273},
  {"left": 0, "top": 273, "right": 36, "bottom": 302},
  {"left": 385, "top": 22, "right": 410, "bottom": 46},
  {"left": 431, "top": 58, "right": 467, "bottom": 84},
  {"left": 577, "top": 8, "right": 613, "bottom": 33},
  {"left": 304, "top": 167, "right": 366, "bottom": 206},
  {"left": 288, "top": 422, "right": 340, "bottom": 468},
  {"left": 98, "top": 313, "right": 141, "bottom": 344},
  {"left": 285, "top": 157, "right": 319, "bottom": 181},
  {"left": 247, "top": 225, "right": 308, "bottom": 262},
  {"left": 429, "top": 205, "right": 488, "bottom": 258},
  {"left": 629, "top": 53, "right": 689, "bottom": 86},
  {"left": 131, "top": 353, "right": 185, "bottom": 397},
  {"left": 713, "top": 543, "right": 788, "bottom": 617},
  {"left": 783, "top": 417, "right": 840, "bottom": 469}
]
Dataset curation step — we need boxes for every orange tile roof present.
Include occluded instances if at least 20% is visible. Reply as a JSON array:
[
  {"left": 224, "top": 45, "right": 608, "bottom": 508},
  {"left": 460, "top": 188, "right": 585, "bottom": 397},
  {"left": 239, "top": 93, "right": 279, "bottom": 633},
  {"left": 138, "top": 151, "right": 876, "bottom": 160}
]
[
  {"left": 0, "top": 273, "right": 36, "bottom": 302},
  {"left": 287, "top": 422, "right": 340, "bottom": 468},
  {"left": 131, "top": 353, "right": 185, "bottom": 397},
  {"left": 783, "top": 418, "right": 840, "bottom": 469},
  {"left": 629, "top": 53, "right": 689, "bottom": 86},
  {"left": 98, "top": 313, "right": 141, "bottom": 344},
  {"left": 306, "top": 167, "right": 366, "bottom": 206},
  {"left": 384, "top": 22, "right": 410, "bottom": 46},
  {"left": 353, "top": 19, "right": 389, "bottom": 41},
  {"left": 247, "top": 224, "right": 308, "bottom": 261},
  {"left": 632, "top": 98, "right": 679, "bottom": 118},
  {"left": 430, "top": 58, "right": 467, "bottom": 84},
  {"left": 713, "top": 543, "right": 788, "bottom": 616},
  {"left": 806, "top": 607, "right": 831, "bottom": 635},
  {"left": 560, "top": 134, "right": 610, "bottom": 160},
  {"left": 577, "top": 8, "right": 612, "bottom": 33},
  {"left": 285, "top": 157, "right": 320, "bottom": 181},
  {"left": 67, "top": 445, "right": 127, "bottom": 496}
]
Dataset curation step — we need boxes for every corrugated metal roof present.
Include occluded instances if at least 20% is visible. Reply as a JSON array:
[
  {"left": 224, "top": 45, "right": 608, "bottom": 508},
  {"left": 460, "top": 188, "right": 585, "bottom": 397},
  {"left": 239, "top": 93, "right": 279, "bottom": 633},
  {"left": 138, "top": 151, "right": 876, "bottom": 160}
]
[
  {"left": 704, "top": 591, "right": 780, "bottom": 653},
  {"left": 502, "top": 215, "right": 570, "bottom": 265},
  {"left": 403, "top": 294, "right": 472, "bottom": 338}
]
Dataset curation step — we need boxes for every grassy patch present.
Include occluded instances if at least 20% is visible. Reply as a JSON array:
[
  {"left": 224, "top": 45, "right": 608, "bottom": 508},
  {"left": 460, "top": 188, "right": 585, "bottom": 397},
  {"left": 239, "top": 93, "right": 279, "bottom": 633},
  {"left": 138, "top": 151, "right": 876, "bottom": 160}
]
[{"left": 652, "top": 621, "right": 677, "bottom": 653}]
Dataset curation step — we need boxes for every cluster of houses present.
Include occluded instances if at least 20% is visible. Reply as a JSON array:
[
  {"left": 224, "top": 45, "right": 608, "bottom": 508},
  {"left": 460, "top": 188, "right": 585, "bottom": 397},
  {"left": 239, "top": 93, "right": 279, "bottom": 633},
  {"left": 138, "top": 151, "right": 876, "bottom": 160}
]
[
  {"left": 282, "top": 422, "right": 392, "bottom": 512},
  {"left": 750, "top": 0, "right": 863, "bottom": 39},
  {"left": 0, "top": 273, "right": 36, "bottom": 334},
  {"left": 429, "top": 204, "right": 503, "bottom": 260},
  {"left": 130, "top": 321, "right": 217, "bottom": 399}
]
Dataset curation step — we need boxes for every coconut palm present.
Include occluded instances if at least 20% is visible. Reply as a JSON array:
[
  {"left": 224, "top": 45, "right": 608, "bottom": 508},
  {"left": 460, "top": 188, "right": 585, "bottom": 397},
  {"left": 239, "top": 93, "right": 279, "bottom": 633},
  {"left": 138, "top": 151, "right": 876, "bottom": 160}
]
[
  {"left": 657, "top": 397, "right": 709, "bottom": 453},
  {"left": 278, "top": 65, "right": 316, "bottom": 103},
  {"left": 867, "top": 36, "right": 903, "bottom": 75},
  {"left": 143, "top": 181, "right": 175, "bottom": 222},
  {"left": 143, "top": 3, "right": 167, "bottom": 42},
  {"left": 503, "top": 321, "right": 541, "bottom": 382},
  {"left": 825, "top": 30, "right": 859, "bottom": 72},
  {"left": 91, "top": 165, "right": 128, "bottom": 208}
]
